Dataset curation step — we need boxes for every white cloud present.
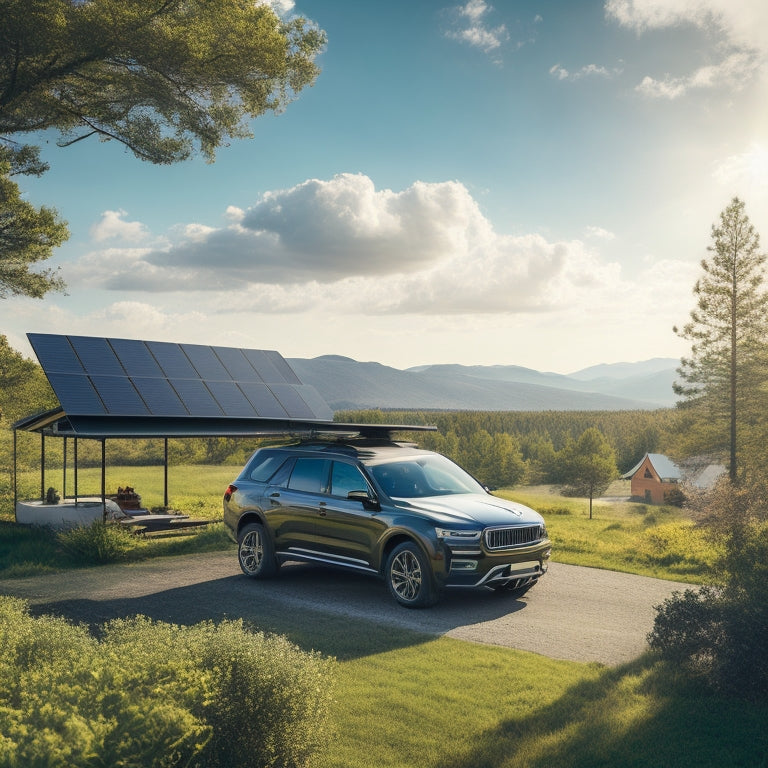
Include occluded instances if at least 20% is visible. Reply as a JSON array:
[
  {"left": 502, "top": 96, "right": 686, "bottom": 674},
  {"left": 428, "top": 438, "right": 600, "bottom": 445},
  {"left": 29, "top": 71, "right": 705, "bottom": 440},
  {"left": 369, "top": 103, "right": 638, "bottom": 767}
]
[
  {"left": 585, "top": 226, "right": 617, "bottom": 240},
  {"left": 712, "top": 143, "right": 768, "bottom": 188},
  {"left": 635, "top": 51, "right": 760, "bottom": 98},
  {"left": 446, "top": 0, "right": 509, "bottom": 53},
  {"left": 90, "top": 210, "right": 150, "bottom": 243},
  {"left": 68, "top": 173, "right": 634, "bottom": 317},
  {"left": 606, "top": 0, "right": 767, "bottom": 96},
  {"left": 549, "top": 63, "right": 620, "bottom": 81}
]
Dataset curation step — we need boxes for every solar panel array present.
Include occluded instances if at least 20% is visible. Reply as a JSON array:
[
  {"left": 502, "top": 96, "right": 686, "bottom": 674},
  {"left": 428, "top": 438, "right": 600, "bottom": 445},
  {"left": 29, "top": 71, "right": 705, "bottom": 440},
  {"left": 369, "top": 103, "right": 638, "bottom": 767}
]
[{"left": 28, "top": 334, "right": 333, "bottom": 422}]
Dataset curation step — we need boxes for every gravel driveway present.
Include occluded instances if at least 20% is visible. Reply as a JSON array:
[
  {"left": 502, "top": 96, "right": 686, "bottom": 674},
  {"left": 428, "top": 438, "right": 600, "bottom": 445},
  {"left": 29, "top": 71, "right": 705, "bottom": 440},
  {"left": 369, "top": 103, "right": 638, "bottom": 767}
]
[{"left": 0, "top": 552, "right": 694, "bottom": 666}]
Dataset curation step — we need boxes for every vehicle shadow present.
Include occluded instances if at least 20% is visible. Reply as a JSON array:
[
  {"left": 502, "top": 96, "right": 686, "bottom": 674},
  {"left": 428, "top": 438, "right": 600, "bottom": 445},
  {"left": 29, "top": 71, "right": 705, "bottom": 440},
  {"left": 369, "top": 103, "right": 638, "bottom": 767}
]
[{"left": 27, "top": 562, "right": 531, "bottom": 660}]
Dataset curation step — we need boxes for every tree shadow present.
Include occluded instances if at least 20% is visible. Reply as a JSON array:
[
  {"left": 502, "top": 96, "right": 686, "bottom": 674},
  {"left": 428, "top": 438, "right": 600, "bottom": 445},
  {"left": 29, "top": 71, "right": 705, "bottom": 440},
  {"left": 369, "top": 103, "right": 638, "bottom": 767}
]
[
  {"left": 26, "top": 562, "right": 529, "bottom": 660},
  {"left": 436, "top": 654, "right": 768, "bottom": 768}
]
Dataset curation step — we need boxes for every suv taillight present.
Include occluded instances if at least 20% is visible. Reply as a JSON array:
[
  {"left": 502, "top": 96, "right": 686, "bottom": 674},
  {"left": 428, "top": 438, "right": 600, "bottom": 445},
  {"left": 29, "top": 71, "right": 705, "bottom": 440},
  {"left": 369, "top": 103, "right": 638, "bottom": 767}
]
[{"left": 224, "top": 484, "right": 237, "bottom": 502}]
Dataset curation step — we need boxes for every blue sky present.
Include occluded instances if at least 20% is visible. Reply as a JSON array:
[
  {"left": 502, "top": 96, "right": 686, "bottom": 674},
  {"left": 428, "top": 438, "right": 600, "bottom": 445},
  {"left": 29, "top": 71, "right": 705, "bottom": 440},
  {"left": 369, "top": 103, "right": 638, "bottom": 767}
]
[{"left": 5, "top": 0, "right": 768, "bottom": 373}]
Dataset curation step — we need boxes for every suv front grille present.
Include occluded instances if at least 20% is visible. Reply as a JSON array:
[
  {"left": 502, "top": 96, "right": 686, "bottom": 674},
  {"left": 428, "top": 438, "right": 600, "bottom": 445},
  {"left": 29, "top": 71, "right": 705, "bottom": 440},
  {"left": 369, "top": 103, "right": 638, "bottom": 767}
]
[{"left": 484, "top": 525, "right": 543, "bottom": 550}]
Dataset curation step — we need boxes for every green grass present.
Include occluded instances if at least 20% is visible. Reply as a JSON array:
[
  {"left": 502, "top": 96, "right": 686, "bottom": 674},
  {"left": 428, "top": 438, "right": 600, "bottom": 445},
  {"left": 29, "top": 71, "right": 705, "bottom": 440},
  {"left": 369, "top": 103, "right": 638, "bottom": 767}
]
[
  {"left": 216, "top": 601, "right": 767, "bottom": 768},
  {"left": 496, "top": 485, "right": 716, "bottom": 583},
  {"left": 6, "top": 464, "right": 237, "bottom": 520}
]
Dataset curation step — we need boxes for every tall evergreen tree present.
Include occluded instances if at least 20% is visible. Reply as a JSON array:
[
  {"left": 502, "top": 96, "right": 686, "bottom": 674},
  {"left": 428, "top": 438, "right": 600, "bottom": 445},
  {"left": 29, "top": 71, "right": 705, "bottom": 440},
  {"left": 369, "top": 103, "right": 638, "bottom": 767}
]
[{"left": 673, "top": 197, "right": 768, "bottom": 482}]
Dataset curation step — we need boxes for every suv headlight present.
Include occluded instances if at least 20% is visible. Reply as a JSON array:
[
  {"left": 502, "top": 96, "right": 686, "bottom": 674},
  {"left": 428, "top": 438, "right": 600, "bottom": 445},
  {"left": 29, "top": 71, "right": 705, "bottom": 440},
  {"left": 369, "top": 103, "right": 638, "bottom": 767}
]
[{"left": 435, "top": 528, "right": 481, "bottom": 541}]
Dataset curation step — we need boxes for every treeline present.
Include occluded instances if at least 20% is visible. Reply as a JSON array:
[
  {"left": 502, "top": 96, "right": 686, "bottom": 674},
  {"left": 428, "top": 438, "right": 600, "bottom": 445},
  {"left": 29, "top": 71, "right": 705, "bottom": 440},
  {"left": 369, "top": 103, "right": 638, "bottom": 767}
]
[{"left": 337, "top": 409, "right": 680, "bottom": 488}]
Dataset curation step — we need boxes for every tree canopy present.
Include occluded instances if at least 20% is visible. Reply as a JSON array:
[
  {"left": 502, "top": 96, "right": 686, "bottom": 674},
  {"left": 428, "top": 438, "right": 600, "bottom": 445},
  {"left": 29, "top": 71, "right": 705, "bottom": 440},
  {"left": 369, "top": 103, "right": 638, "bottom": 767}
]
[
  {"left": 559, "top": 427, "right": 617, "bottom": 519},
  {"left": 0, "top": 0, "right": 326, "bottom": 297}
]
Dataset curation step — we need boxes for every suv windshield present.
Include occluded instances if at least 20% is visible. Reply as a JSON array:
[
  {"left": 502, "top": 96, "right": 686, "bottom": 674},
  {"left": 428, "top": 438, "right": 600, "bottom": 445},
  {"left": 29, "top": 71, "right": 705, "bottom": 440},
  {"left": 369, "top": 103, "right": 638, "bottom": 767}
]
[{"left": 369, "top": 454, "right": 485, "bottom": 498}]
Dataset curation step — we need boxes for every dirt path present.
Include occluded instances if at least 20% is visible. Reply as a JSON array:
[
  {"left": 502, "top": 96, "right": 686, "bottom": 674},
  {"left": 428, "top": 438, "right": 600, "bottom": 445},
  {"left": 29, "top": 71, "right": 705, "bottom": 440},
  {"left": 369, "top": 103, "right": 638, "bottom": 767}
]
[{"left": 0, "top": 552, "right": 693, "bottom": 666}]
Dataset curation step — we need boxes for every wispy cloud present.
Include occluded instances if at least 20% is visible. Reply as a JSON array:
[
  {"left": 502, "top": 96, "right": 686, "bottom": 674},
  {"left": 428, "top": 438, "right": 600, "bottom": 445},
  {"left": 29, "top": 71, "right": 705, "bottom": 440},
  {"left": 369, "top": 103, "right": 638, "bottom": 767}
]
[
  {"left": 445, "top": 0, "right": 509, "bottom": 53},
  {"left": 606, "top": 0, "right": 767, "bottom": 97},
  {"left": 635, "top": 51, "right": 760, "bottom": 98},
  {"left": 549, "top": 63, "right": 621, "bottom": 81}
]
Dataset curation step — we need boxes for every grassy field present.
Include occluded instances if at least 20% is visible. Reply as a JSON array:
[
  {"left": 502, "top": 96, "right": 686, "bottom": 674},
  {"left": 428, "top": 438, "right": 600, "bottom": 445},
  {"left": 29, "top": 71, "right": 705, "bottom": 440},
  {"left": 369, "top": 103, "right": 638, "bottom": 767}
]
[
  {"left": 4, "top": 468, "right": 763, "bottom": 767},
  {"left": 211, "top": 597, "right": 767, "bottom": 768},
  {"left": 3, "top": 468, "right": 717, "bottom": 583},
  {"left": 499, "top": 481, "right": 716, "bottom": 583}
]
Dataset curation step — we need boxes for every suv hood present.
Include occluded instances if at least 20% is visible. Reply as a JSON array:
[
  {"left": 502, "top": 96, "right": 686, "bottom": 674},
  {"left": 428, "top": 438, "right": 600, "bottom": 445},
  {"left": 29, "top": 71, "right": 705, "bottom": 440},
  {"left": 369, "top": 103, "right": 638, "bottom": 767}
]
[{"left": 396, "top": 493, "right": 543, "bottom": 526}]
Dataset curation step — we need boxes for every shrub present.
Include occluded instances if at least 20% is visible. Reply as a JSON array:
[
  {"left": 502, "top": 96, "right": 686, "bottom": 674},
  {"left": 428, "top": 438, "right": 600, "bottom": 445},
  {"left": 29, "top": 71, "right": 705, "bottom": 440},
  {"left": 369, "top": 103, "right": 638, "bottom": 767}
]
[
  {"left": 649, "top": 481, "right": 768, "bottom": 701},
  {"left": 0, "top": 598, "right": 336, "bottom": 767},
  {"left": 57, "top": 521, "right": 136, "bottom": 565}
]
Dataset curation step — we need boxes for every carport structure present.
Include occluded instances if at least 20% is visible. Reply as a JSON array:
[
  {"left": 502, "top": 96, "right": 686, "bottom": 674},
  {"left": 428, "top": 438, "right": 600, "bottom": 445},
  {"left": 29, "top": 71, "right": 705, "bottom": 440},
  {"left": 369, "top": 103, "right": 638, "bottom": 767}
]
[{"left": 13, "top": 333, "right": 433, "bottom": 524}]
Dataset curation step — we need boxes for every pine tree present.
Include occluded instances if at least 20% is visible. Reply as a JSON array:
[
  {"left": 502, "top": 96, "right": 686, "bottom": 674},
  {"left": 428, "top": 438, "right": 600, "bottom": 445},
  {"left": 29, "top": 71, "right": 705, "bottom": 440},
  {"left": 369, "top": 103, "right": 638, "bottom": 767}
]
[{"left": 674, "top": 197, "right": 768, "bottom": 482}]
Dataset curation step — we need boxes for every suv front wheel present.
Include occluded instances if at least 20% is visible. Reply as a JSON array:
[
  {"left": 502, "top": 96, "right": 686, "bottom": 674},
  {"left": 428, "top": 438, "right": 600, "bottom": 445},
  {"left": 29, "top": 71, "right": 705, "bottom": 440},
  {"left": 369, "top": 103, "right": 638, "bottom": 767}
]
[
  {"left": 385, "top": 541, "right": 438, "bottom": 608},
  {"left": 238, "top": 522, "right": 278, "bottom": 578}
]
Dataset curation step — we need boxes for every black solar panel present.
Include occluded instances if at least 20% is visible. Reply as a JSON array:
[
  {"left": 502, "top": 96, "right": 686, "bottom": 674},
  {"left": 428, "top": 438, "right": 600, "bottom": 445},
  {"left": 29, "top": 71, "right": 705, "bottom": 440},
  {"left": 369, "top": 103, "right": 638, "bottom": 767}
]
[
  {"left": 146, "top": 341, "right": 199, "bottom": 379},
  {"left": 110, "top": 338, "right": 165, "bottom": 378},
  {"left": 70, "top": 336, "right": 124, "bottom": 376},
  {"left": 181, "top": 343, "right": 231, "bottom": 381},
  {"left": 28, "top": 333, "right": 334, "bottom": 423}
]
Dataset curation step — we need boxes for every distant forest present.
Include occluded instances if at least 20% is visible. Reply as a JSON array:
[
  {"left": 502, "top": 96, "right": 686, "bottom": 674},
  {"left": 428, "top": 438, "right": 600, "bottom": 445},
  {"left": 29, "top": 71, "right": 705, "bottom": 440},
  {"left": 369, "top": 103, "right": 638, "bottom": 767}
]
[{"left": 8, "top": 408, "right": 682, "bottom": 492}]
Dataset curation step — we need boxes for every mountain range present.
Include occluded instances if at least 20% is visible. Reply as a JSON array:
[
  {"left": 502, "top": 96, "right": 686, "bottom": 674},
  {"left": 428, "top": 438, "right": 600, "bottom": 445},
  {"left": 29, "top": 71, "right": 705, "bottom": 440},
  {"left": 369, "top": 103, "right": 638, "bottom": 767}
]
[{"left": 287, "top": 356, "right": 680, "bottom": 412}]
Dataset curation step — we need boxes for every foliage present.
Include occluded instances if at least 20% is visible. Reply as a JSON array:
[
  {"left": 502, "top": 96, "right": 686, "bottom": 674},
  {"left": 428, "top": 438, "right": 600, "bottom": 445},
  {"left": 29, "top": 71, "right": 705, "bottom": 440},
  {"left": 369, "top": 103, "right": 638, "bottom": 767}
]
[
  {"left": 648, "top": 481, "right": 768, "bottom": 700},
  {"left": 340, "top": 408, "right": 679, "bottom": 486},
  {"left": 673, "top": 197, "right": 768, "bottom": 481},
  {"left": 0, "top": 597, "right": 335, "bottom": 767},
  {"left": 557, "top": 428, "right": 618, "bottom": 518},
  {"left": 0, "top": 146, "right": 68, "bottom": 298},
  {"left": 57, "top": 520, "right": 136, "bottom": 564},
  {"left": 0, "top": 0, "right": 325, "bottom": 298},
  {"left": 0, "top": 0, "right": 325, "bottom": 164},
  {"left": 0, "top": 335, "right": 57, "bottom": 423},
  {"left": 0, "top": 518, "right": 232, "bottom": 577}
]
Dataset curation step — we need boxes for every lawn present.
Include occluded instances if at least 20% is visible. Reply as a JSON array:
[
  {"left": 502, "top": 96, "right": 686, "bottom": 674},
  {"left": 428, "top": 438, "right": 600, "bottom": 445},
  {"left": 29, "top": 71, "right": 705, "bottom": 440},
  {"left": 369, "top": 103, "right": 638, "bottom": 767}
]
[
  {"left": 3, "top": 469, "right": 762, "bottom": 767},
  {"left": 498, "top": 483, "right": 716, "bottom": 583},
  {"left": 3, "top": 467, "right": 717, "bottom": 583},
  {"left": 223, "top": 599, "right": 767, "bottom": 768}
]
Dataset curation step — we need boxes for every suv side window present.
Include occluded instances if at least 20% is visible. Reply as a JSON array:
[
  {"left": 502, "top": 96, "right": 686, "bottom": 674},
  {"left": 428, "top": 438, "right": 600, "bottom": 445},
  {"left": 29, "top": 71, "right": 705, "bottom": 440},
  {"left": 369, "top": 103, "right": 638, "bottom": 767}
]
[
  {"left": 287, "top": 458, "right": 330, "bottom": 493},
  {"left": 330, "top": 461, "right": 369, "bottom": 499},
  {"left": 247, "top": 452, "right": 284, "bottom": 482}
]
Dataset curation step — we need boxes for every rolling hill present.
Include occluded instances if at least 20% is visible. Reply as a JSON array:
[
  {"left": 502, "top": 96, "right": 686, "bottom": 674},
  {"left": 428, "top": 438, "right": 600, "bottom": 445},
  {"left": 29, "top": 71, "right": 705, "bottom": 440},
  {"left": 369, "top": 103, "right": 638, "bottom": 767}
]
[{"left": 287, "top": 356, "right": 679, "bottom": 412}]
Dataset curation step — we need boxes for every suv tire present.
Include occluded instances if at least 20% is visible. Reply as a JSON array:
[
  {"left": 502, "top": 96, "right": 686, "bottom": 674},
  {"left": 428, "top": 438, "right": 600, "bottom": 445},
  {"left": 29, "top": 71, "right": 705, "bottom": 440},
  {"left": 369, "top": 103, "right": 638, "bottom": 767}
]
[
  {"left": 385, "top": 541, "right": 438, "bottom": 608},
  {"left": 238, "top": 522, "right": 278, "bottom": 578}
]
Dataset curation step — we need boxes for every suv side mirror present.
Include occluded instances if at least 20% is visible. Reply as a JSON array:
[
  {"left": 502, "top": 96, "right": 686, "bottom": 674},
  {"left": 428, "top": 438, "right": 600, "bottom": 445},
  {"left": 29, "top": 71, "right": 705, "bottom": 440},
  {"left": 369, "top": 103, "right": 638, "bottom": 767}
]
[{"left": 348, "top": 490, "right": 379, "bottom": 511}]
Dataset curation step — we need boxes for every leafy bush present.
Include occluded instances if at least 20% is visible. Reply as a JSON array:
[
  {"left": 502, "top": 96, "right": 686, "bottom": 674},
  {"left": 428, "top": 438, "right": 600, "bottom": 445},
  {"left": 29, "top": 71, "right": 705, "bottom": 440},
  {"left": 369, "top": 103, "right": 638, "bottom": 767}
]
[
  {"left": 57, "top": 520, "right": 137, "bottom": 565},
  {"left": 0, "top": 598, "right": 336, "bottom": 767},
  {"left": 649, "top": 482, "right": 768, "bottom": 701}
]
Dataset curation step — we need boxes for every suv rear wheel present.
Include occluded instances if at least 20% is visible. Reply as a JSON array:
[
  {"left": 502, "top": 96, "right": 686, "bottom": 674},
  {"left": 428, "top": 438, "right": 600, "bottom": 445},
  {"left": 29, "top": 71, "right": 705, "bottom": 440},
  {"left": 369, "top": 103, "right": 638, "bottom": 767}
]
[
  {"left": 238, "top": 522, "right": 278, "bottom": 578},
  {"left": 385, "top": 541, "right": 438, "bottom": 608}
]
